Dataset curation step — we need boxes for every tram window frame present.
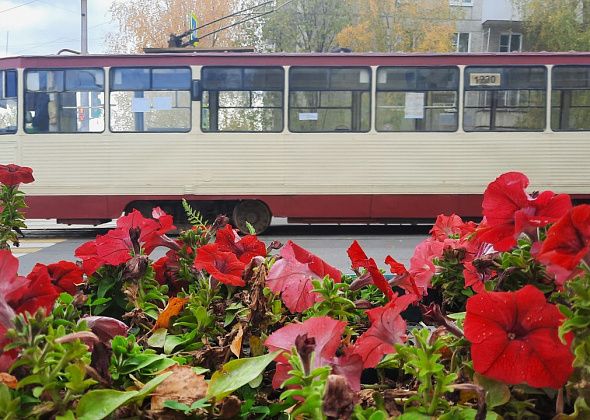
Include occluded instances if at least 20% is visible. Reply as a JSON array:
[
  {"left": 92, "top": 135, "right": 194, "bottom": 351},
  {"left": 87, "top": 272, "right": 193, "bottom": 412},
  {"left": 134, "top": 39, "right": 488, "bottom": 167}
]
[
  {"left": 463, "top": 66, "right": 547, "bottom": 132},
  {"left": 288, "top": 67, "right": 372, "bottom": 133},
  {"left": 0, "top": 69, "right": 17, "bottom": 135},
  {"left": 200, "top": 66, "right": 284, "bottom": 133},
  {"left": 24, "top": 68, "right": 105, "bottom": 134},
  {"left": 375, "top": 66, "right": 459, "bottom": 132},
  {"left": 109, "top": 66, "right": 192, "bottom": 133},
  {"left": 551, "top": 66, "right": 590, "bottom": 131}
]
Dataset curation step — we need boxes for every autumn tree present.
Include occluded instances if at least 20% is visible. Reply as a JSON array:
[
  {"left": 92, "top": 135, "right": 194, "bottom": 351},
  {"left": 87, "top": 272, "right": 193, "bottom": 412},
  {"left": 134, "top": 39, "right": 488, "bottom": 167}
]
[
  {"left": 106, "top": 0, "right": 238, "bottom": 53},
  {"left": 518, "top": 0, "right": 590, "bottom": 51},
  {"left": 262, "top": 0, "right": 353, "bottom": 52},
  {"left": 336, "top": 0, "right": 458, "bottom": 52}
]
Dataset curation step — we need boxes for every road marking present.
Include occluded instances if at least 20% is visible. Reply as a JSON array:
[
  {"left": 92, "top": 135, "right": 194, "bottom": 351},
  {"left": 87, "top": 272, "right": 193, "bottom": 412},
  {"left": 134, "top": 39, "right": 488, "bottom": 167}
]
[{"left": 11, "top": 238, "right": 66, "bottom": 258}]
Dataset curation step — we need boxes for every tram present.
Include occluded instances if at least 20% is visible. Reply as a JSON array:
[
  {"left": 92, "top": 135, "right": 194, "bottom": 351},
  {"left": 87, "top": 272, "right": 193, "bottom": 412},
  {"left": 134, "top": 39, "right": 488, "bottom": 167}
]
[{"left": 1, "top": 52, "right": 589, "bottom": 233}]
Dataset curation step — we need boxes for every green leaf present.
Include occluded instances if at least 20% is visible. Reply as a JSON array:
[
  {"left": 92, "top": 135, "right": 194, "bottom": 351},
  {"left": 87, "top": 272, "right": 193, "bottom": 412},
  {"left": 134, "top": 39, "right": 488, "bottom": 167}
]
[
  {"left": 207, "top": 351, "right": 280, "bottom": 400},
  {"left": 245, "top": 221, "right": 256, "bottom": 235},
  {"left": 76, "top": 371, "right": 172, "bottom": 420},
  {"left": 163, "top": 400, "right": 191, "bottom": 414},
  {"left": 147, "top": 328, "right": 167, "bottom": 348},
  {"left": 474, "top": 373, "right": 510, "bottom": 408}
]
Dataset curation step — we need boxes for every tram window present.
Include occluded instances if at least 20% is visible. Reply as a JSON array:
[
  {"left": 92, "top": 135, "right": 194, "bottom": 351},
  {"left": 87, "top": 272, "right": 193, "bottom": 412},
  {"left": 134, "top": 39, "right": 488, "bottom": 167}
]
[
  {"left": 552, "top": 66, "right": 590, "bottom": 131},
  {"left": 24, "top": 69, "right": 104, "bottom": 134},
  {"left": 463, "top": 66, "right": 546, "bottom": 131},
  {"left": 0, "top": 70, "right": 17, "bottom": 134},
  {"left": 289, "top": 67, "right": 371, "bottom": 133},
  {"left": 201, "top": 67, "right": 284, "bottom": 132},
  {"left": 110, "top": 67, "right": 191, "bottom": 133},
  {"left": 376, "top": 67, "right": 459, "bottom": 132}
]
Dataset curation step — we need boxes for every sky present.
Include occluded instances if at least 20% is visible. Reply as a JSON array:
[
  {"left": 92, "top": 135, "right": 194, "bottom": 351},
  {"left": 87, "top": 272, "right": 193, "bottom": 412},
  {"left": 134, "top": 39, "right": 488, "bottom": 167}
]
[{"left": 0, "top": 0, "right": 118, "bottom": 57}]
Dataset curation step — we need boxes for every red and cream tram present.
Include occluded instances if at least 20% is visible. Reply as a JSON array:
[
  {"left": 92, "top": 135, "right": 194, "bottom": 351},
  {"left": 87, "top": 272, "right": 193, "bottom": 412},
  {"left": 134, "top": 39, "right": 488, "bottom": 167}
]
[{"left": 1, "top": 52, "right": 589, "bottom": 233}]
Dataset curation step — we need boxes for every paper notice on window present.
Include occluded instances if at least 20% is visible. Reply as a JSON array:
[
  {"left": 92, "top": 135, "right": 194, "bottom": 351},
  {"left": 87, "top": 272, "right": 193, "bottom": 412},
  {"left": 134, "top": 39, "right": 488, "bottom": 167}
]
[
  {"left": 299, "top": 112, "right": 318, "bottom": 121},
  {"left": 153, "top": 97, "right": 173, "bottom": 110},
  {"left": 404, "top": 92, "right": 425, "bottom": 119},
  {"left": 131, "top": 97, "right": 150, "bottom": 113}
]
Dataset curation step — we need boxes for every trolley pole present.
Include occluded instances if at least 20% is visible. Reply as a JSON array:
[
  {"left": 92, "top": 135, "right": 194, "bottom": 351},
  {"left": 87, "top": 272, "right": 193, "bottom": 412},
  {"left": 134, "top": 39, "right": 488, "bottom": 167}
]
[{"left": 81, "top": 0, "right": 88, "bottom": 55}]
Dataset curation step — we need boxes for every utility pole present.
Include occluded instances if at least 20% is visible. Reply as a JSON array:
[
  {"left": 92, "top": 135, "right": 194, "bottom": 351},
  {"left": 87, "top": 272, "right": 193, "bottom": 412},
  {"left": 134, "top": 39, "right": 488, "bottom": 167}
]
[{"left": 81, "top": 0, "right": 88, "bottom": 55}]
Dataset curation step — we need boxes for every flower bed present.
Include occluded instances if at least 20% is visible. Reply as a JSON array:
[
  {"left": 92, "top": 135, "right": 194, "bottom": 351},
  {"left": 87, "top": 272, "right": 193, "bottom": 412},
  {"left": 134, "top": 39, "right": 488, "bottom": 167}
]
[{"left": 0, "top": 165, "right": 589, "bottom": 419}]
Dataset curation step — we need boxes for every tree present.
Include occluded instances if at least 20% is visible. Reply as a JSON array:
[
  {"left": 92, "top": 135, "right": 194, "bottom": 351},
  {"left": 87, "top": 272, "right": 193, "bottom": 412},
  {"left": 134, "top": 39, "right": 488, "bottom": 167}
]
[
  {"left": 518, "top": 0, "right": 590, "bottom": 51},
  {"left": 336, "top": 0, "right": 458, "bottom": 53},
  {"left": 262, "top": 0, "right": 353, "bottom": 52},
  {"left": 106, "top": 0, "right": 238, "bottom": 53}
]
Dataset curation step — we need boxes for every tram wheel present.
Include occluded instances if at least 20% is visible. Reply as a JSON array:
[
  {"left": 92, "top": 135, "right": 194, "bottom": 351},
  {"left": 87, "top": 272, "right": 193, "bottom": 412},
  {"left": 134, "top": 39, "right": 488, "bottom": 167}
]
[{"left": 231, "top": 200, "right": 272, "bottom": 235}]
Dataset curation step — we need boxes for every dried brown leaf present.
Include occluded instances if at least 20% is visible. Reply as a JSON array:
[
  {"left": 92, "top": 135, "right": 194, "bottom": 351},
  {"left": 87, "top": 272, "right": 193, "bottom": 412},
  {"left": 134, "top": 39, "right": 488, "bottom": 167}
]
[
  {"left": 151, "top": 365, "right": 208, "bottom": 411},
  {"left": 230, "top": 325, "right": 244, "bottom": 358},
  {"left": 154, "top": 297, "right": 189, "bottom": 330}
]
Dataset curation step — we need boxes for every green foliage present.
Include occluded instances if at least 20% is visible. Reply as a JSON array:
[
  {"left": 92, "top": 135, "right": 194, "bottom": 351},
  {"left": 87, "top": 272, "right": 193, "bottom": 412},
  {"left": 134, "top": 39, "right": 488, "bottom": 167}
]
[
  {"left": 280, "top": 348, "right": 331, "bottom": 419},
  {"left": 162, "top": 398, "right": 211, "bottom": 415},
  {"left": 182, "top": 199, "right": 208, "bottom": 229},
  {"left": 76, "top": 371, "right": 172, "bottom": 420},
  {"left": 0, "top": 184, "right": 28, "bottom": 249},
  {"left": 207, "top": 351, "right": 280, "bottom": 400},
  {"left": 431, "top": 248, "right": 474, "bottom": 312},
  {"left": 4, "top": 310, "right": 96, "bottom": 418},
  {"left": 380, "top": 328, "right": 458, "bottom": 416},
  {"left": 262, "top": 0, "right": 352, "bottom": 52},
  {"left": 0, "top": 384, "right": 21, "bottom": 420},
  {"left": 519, "top": 0, "right": 590, "bottom": 51},
  {"left": 304, "top": 276, "right": 358, "bottom": 321},
  {"left": 110, "top": 335, "right": 177, "bottom": 387},
  {"left": 558, "top": 271, "right": 590, "bottom": 405}
]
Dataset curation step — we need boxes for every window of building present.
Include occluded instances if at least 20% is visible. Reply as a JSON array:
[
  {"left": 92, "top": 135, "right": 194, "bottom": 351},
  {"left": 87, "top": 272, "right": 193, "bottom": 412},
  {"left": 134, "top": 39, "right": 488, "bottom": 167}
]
[
  {"left": 552, "top": 66, "right": 590, "bottom": 131},
  {"left": 110, "top": 67, "right": 191, "bottom": 132},
  {"left": 201, "top": 67, "right": 284, "bottom": 132},
  {"left": 376, "top": 67, "right": 459, "bottom": 132},
  {"left": 289, "top": 67, "right": 371, "bottom": 132},
  {"left": 0, "top": 70, "right": 17, "bottom": 134},
  {"left": 24, "top": 68, "right": 104, "bottom": 133},
  {"left": 464, "top": 66, "right": 546, "bottom": 131},
  {"left": 452, "top": 33, "right": 470, "bottom": 52},
  {"left": 499, "top": 33, "right": 522, "bottom": 52}
]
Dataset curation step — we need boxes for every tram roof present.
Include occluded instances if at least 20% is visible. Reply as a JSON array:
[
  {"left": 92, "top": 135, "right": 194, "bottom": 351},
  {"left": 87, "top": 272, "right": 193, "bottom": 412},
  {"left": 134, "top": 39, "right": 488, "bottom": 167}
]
[{"left": 2, "top": 51, "right": 590, "bottom": 68}]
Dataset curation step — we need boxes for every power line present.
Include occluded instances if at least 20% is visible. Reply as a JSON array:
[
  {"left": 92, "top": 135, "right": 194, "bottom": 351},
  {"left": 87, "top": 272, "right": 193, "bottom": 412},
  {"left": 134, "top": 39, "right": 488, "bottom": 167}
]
[{"left": 0, "top": 0, "right": 42, "bottom": 14}]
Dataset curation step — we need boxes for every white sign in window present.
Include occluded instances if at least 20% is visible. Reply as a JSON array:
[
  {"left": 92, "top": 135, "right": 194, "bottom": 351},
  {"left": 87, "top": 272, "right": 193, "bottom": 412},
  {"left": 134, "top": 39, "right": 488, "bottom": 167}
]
[{"left": 405, "top": 92, "right": 425, "bottom": 119}]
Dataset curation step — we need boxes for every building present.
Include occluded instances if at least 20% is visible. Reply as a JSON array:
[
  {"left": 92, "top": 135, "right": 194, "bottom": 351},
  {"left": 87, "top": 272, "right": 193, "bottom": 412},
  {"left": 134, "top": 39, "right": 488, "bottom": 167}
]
[{"left": 452, "top": 0, "right": 525, "bottom": 52}]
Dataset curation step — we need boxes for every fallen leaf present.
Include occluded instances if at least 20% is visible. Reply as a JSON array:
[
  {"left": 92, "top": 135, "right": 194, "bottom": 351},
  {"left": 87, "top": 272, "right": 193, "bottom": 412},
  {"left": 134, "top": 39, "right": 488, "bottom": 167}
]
[
  {"left": 230, "top": 325, "right": 244, "bottom": 358},
  {"left": 153, "top": 297, "right": 189, "bottom": 330},
  {"left": 151, "top": 365, "right": 208, "bottom": 411},
  {"left": 0, "top": 372, "right": 17, "bottom": 389}
]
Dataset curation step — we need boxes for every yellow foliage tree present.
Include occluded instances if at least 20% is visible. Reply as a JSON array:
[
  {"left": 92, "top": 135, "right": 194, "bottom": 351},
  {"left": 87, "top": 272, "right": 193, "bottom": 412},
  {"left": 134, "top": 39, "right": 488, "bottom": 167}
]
[
  {"left": 336, "top": 0, "right": 458, "bottom": 52},
  {"left": 106, "top": 0, "right": 237, "bottom": 53}
]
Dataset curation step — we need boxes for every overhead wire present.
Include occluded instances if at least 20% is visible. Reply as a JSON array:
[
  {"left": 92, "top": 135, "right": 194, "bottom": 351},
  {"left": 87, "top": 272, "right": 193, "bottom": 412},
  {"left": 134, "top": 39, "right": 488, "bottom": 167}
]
[{"left": 0, "top": 0, "right": 41, "bottom": 14}]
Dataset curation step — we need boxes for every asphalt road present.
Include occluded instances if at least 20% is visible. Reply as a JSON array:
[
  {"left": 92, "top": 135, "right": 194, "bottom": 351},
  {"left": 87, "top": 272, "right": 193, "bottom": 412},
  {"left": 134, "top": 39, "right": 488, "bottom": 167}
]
[{"left": 14, "top": 219, "right": 430, "bottom": 275}]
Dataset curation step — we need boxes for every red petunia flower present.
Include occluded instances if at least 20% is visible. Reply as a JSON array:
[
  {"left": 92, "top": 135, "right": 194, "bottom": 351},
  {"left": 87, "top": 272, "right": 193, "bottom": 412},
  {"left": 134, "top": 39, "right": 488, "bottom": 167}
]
[
  {"left": 7, "top": 267, "right": 59, "bottom": 316},
  {"left": 265, "top": 316, "right": 362, "bottom": 391},
  {"left": 215, "top": 224, "right": 266, "bottom": 264},
  {"left": 74, "top": 240, "right": 101, "bottom": 276},
  {"left": 430, "top": 214, "right": 476, "bottom": 241},
  {"left": 477, "top": 172, "right": 571, "bottom": 251},
  {"left": 28, "top": 261, "right": 84, "bottom": 295},
  {"left": 408, "top": 238, "right": 445, "bottom": 294},
  {"left": 267, "top": 241, "right": 341, "bottom": 313},
  {"left": 537, "top": 205, "right": 590, "bottom": 272},
  {"left": 193, "top": 243, "right": 246, "bottom": 286},
  {"left": 0, "top": 164, "right": 34, "bottom": 186},
  {"left": 347, "top": 241, "right": 395, "bottom": 300},
  {"left": 464, "top": 285, "right": 574, "bottom": 389},
  {"left": 352, "top": 293, "right": 416, "bottom": 368},
  {"left": 75, "top": 208, "right": 179, "bottom": 274}
]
